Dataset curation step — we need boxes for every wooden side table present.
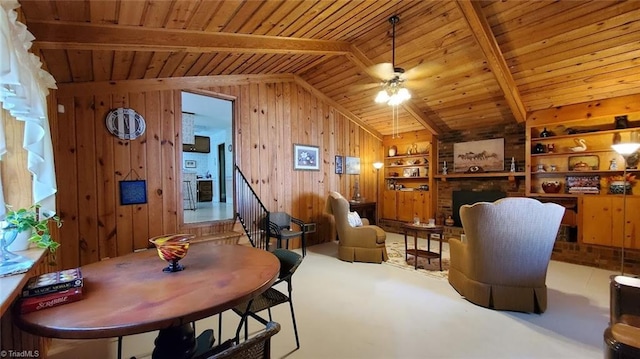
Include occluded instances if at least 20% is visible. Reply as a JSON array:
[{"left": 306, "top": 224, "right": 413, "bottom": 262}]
[
  {"left": 402, "top": 223, "right": 445, "bottom": 271},
  {"left": 349, "top": 201, "right": 377, "bottom": 225}
]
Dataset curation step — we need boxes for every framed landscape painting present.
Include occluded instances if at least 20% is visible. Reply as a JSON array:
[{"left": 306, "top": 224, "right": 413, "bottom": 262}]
[
  {"left": 293, "top": 144, "right": 320, "bottom": 171},
  {"left": 345, "top": 156, "right": 361, "bottom": 174},
  {"left": 453, "top": 138, "right": 504, "bottom": 173}
]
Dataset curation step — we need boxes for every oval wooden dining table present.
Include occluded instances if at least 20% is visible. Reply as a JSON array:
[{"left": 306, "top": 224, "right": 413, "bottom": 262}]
[{"left": 13, "top": 242, "right": 280, "bottom": 359}]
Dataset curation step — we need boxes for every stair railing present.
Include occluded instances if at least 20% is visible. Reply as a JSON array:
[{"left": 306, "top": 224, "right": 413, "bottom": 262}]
[{"left": 234, "top": 165, "right": 270, "bottom": 250}]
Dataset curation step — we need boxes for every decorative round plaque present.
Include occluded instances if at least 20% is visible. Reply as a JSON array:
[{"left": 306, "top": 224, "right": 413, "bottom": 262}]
[{"left": 105, "top": 108, "right": 146, "bottom": 140}]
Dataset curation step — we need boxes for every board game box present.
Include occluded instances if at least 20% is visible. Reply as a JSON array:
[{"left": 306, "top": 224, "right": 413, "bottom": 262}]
[
  {"left": 19, "top": 288, "right": 83, "bottom": 314},
  {"left": 21, "top": 268, "right": 83, "bottom": 298}
]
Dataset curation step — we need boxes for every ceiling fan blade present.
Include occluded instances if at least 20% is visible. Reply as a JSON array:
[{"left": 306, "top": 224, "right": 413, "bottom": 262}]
[
  {"left": 404, "top": 78, "right": 436, "bottom": 90},
  {"left": 368, "top": 62, "right": 395, "bottom": 80},
  {"left": 401, "top": 62, "right": 440, "bottom": 81}
]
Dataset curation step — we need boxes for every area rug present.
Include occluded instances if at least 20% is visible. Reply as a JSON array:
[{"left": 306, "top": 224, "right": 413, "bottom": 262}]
[{"left": 383, "top": 233, "right": 450, "bottom": 281}]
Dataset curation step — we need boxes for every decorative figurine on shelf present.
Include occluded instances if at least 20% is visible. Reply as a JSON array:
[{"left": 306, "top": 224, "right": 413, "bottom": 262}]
[
  {"left": 388, "top": 145, "right": 397, "bottom": 157},
  {"left": 540, "top": 127, "right": 553, "bottom": 137},
  {"left": 569, "top": 138, "right": 587, "bottom": 152},
  {"left": 510, "top": 157, "right": 516, "bottom": 172},
  {"left": 610, "top": 159, "right": 618, "bottom": 170},
  {"left": 442, "top": 161, "right": 448, "bottom": 175}
]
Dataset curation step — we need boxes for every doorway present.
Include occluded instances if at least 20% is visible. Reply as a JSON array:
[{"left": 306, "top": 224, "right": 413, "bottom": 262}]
[{"left": 181, "top": 91, "right": 233, "bottom": 224}]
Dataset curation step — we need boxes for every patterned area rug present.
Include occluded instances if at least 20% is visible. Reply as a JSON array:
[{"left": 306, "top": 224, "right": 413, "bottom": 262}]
[{"left": 383, "top": 233, "right": 450, "bottom": 281}]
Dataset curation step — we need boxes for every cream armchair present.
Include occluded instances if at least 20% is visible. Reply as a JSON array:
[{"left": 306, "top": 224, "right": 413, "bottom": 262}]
[
  {"left": 448, "top": 197, "right": 565, "bottom": 313},
  {"left": 325, "top": 191, "right": 388, "bottom": 263}
]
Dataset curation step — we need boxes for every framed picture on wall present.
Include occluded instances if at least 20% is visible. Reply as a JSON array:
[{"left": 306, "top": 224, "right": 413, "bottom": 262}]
[
  {"left": 293, "top": 144, "right": 320, "bottom": 171},
  {"left": 345, "top": 156, "right": 360, "bottom": 174},
  {"left": 335, "top": 155, "right": 344, "bottom": 174}
]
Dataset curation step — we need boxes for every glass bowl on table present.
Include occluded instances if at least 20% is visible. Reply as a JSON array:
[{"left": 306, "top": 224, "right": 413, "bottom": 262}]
[{"left": 149, "top": 234, "right": 195, "bottom": 273}]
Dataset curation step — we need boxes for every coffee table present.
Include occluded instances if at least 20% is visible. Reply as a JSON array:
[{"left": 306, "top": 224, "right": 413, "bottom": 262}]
[{"left": 402, "top": 223, "right": 445, "bottom": 271}]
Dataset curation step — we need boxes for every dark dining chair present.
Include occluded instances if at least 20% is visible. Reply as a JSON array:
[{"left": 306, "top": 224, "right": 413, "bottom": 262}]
[
  {"left": 193, "top": 321, "right": 281, "bottom": 359},
  {"left": 268, "top": 212, "right": 307, "bottom": 257},
  {"left": 223, "top": 249, "right": 303, "bottom": 350}
]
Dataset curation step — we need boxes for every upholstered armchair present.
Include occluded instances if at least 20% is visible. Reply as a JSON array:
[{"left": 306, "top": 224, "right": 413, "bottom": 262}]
[
  {"left": 448, "top": 197, "right": 565, "bottom": 313},
  {"left": 325, "top": 191, "right": 388, "bottom": 263}
]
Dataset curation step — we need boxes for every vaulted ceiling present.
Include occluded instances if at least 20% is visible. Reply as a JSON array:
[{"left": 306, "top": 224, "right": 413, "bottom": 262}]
[{"left": 19, "top": 0, "right": 640, "bottom": 137}]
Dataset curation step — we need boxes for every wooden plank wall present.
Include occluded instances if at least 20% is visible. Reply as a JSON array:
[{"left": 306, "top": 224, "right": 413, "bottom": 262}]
[
  {"left": 52, "top": 80, "right": 382, "bottom": 270},
  {"left": 0, "top": 109, "right": 49, "bottom": 359}
]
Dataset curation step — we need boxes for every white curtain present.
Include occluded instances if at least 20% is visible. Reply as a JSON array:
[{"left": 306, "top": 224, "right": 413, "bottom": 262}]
[{"left": 0, "top": 0, "right": 57, "bottom": 217}]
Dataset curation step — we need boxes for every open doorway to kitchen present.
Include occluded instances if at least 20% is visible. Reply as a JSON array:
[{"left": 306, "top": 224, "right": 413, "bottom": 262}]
[{"left": 181, "top": 91, "right": 234, "bottom": 224}]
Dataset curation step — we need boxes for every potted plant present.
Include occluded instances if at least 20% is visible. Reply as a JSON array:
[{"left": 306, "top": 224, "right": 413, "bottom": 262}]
[{"left": 4, "top": 204, "right": 62, "bottom": 252}]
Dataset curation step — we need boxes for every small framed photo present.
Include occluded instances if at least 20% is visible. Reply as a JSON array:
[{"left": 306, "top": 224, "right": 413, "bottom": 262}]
[
  {"left": 345, "top": 156, "right": 360, "bottom": 174},
  {"left": 185, "top": 160, "right": 196, "bottom": 168},
  {"left": 335, "top": 155, "right": 344, "bottom": 174},
  {"left": 403, "top": 168, "right": 419, "bottom": 177},
  {"left": 293, "top": 144, "right": 320, "bottom": 171}
]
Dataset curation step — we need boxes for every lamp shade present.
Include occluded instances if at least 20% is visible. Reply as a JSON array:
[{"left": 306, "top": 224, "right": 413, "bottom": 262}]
[
  {"left": 612, "top": 143, "right": 640, "bottom": 156},
  {"left": 373, "top": 162, "right": 384, "bottom": 169}
]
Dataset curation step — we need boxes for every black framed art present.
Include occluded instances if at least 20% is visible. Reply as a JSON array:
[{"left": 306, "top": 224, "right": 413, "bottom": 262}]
[
  {"left": 119, "top": 180, "right": 148, "bottom": 205},
  {"left": 335, "top": 155, "right": 344, "bottom": 174}
]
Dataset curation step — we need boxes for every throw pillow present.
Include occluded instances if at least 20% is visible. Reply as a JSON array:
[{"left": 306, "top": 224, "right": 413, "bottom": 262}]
[{"left": 347, "top": 211, "right": 363, "bottom": 227}]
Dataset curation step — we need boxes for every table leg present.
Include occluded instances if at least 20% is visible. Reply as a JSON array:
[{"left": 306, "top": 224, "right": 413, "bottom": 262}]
[
  {"left": 427, "top": 234, "right": 431, "bottom": 265},
  {"left": 439, "top": 235, "right": 443, "bottom": 271},
  {"left": 151, "top": 323, "right": 198, "bottom": 359},
  {"left": 404, "top": 230, "right": 408, "bottom": 262},
  {"left": 414, "top": 233, "right": 418, "bottom": 270}
]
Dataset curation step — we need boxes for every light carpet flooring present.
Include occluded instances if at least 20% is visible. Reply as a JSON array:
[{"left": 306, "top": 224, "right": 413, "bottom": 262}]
[{"left": 48, "top": 232, "right": 617, "bottom": 359}]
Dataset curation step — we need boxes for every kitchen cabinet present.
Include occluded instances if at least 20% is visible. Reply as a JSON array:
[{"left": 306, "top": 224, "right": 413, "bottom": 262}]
[
  {"left": 197, "top": 180, "right": 213, "bottom": 202},
  {"left": 182, "top": 113, "right": 195, "bottom": 145},
  {"left": 183, "top": 135, "right": 210, "bottom": 153}
]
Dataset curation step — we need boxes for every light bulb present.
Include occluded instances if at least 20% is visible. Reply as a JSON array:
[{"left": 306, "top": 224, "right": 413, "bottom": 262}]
[
  {"left": 398, "top": 87, "right": 411, "bottom": 101},
  {"left": 375, "top": 90, "right": 389, "bottom": 103}
]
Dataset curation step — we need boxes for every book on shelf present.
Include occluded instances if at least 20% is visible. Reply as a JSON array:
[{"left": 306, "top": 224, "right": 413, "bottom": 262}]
[
  {"left": 21, "top": 268, "right": 83, "bottom": 298},
  {"left": 19, "top": 288, "right": 84, "bottom": 314}
]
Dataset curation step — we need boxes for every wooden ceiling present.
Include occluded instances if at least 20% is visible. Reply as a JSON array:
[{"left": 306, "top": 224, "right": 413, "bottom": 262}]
[{"left": 18, "top": 0, "right": 640, "bottom": 137}]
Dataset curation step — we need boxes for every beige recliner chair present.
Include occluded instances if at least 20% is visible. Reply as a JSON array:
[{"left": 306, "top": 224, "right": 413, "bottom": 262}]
[
  {"left": 448, "top": 197, "right": 565, "bottom": 313},
  {"left": 325, "top": 191, "right": 388, "bottom": 263}
]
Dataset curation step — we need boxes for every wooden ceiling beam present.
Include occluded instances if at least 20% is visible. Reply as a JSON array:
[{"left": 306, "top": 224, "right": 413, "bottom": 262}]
[
  {"left": 346, "top": 45, "right": 441, "bottom": 135},
  {"left": 455, "top": 0, "right": 527, "bottom": 123},
  {"left": 28, "top": 21, "right": 353, "bottom": 55}
]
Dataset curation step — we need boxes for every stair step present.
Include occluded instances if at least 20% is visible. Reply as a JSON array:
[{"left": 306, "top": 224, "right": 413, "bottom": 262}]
[{"left": 193, "top": 231, "right": 242, "bottom": 245}]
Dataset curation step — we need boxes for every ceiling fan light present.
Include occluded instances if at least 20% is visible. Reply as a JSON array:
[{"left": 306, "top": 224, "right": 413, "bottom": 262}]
[
  {"left": 388, "top": 94, "right": 403, "bottom": 106},
  {"left": 375, "top": 90, "right": 390, "bottom": 103},
  {"left": 398, "top": 87, "right": 411, "bottom": 101}
]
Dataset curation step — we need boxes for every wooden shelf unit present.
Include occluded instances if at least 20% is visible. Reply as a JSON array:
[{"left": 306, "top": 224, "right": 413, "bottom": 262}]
[
  {"left": 526, "top": 111, "right": 640, "bottom": 249},
  {"left": 381, "top": 130, "right": 436, "bottom": 224}
]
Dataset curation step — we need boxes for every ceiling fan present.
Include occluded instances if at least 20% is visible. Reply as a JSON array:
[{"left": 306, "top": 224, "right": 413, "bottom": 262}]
[{"left": 368, "top": 15, "right": 435, "bottom": 106}]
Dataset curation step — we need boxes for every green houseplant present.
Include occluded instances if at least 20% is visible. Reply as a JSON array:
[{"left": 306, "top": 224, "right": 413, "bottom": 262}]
[{"left": 4, "top": 204, "right": 62, "bottom": 252}]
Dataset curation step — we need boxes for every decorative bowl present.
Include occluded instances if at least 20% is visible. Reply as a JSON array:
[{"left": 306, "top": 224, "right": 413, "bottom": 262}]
[
  {"left": 149, "top": 234, "right": 194, "bottom": 272},
  {"left": 609, "top": 181, "right": 632, "bottom": 195},
  {"left": 542, "top": 181, "right": 562, "bottom": 194}
]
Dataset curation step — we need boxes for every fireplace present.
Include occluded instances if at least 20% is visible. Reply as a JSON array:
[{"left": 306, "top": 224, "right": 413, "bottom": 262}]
[{"left": 452, "top": 190, "right": 506, "bottom": 227}]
